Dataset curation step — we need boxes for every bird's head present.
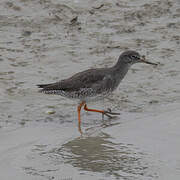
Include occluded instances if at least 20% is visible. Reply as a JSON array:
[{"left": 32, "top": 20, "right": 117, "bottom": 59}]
[{"left": 120, "top": 50, "right": 158, "bottom": 66}]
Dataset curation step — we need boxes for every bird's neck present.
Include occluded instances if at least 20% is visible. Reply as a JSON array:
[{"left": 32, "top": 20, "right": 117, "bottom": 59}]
[{"left": 112, "top": 59, "right": 130, "bottom": 83}]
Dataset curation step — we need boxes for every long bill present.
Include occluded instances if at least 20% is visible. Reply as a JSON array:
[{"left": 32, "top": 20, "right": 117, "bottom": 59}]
[{"left": 140, "top": 56, "right": 158, "bottom": 66}]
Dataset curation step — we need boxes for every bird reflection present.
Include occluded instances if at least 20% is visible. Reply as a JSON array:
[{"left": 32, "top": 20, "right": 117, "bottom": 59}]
[{"left": 54, "top": 132, "right": 149, "bottom": 178}]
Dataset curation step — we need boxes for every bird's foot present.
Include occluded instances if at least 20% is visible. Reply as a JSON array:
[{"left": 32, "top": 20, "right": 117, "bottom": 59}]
[{"left": 102, "top": 108, "right": 120, "bottom": 119}]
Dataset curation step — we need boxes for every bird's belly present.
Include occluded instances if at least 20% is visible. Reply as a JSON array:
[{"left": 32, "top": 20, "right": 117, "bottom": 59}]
[
  {"left": 43, "top": 87, "right": 113, "bottom": 102},
  {"left": 56, "top": 89, "right": 112, "bottom": 102},
  {"left": 83, "top": 91, "right": 112, "bottom": 102}
]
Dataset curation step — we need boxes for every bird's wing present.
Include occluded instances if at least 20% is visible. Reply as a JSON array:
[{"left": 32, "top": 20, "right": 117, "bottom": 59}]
[
  {"left": 37, "top": 68, "right": 108, "bottom": 92},
  {"left": 89, "top": 74, "right": 114, "bottom": 94}
]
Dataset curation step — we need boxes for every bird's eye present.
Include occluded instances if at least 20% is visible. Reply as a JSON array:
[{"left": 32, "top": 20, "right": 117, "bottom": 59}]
[{"left": 131, "top": 55, "right": 139, "bottom": 59}]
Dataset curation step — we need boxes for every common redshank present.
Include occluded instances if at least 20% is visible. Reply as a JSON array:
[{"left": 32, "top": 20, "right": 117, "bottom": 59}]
[{"left": 37, "top": 50, "right": 157, "bottom": 133}]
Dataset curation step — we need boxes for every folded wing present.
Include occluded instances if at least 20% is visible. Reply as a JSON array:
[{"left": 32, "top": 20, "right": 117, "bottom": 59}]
[{"left": 37, "top": 68, "right": 108, "bottom": 93}]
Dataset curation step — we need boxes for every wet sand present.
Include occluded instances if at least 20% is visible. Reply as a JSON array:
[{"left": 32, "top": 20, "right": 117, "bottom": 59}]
[{"left": 0, "top": 0, "right": 180, "bottom": 179}]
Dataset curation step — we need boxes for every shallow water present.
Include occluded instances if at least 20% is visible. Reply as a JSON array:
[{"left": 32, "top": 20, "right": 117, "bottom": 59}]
[{"left": 0, "top": 0, "right": 180, "bottom": 179}]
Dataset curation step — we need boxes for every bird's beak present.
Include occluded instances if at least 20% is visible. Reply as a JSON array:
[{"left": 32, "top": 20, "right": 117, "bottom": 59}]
[{"left": 140, "top": 55, "right": 158, "bottom": 66}]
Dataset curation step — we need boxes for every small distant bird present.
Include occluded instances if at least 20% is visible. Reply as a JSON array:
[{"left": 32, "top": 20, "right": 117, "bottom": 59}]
[{"left": 37, "top": 50, "right": 157, "bottom": 133}]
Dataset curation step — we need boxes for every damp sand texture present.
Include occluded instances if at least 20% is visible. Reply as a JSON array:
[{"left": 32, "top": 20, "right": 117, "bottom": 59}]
[{"left": 0, "top": 0, "right": 180, "bottom": 180}]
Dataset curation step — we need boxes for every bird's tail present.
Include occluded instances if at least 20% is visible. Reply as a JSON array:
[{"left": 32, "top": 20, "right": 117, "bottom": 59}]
[{"left": 37, "top": 84, "right": 52, "bottom": 88}]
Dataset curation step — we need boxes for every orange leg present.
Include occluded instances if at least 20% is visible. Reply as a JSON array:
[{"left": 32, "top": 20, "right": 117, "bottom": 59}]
[
  {"left": 84, "top": 104, "right": 120, "bottom": 118},
  {"left": 77, "top": 101, "right": 85, "bottom": 134},
  {"left": 84, "top": 104, "right": 105, "bottom": 113},
  {"left": 77, "top": 102, "right": 120, "bottom": 134}
]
